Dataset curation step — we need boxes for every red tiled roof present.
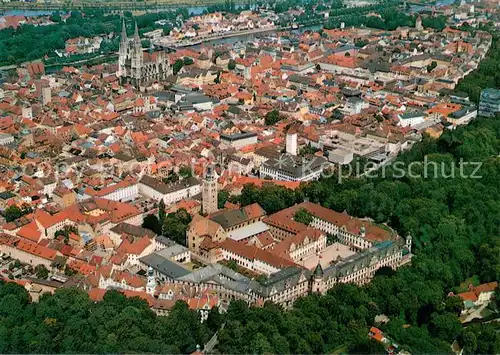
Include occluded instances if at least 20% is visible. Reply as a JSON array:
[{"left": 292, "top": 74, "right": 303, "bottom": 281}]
[
  {"left": 458, "top": 291, "right": 478, "bottom": 302},
  {"left": 472, "top": 282, "right": 498, "bottom": 294},
  {"left": 16, "top": 222, "right": 42, "bottom": 243},
  {"left": 220, "top": 239, "right": 297, "bottom": 269},
  {"left": 16, "top": 239, "right": 57, "bottom": 261},
  {"left": 117, "top": 236, "right": 151, "bottom": 256}
]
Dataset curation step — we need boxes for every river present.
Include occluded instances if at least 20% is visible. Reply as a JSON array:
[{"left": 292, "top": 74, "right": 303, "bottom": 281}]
[
  {"left": 408, "top": 0, "right": 457, "bottom": 13},
  {"left": 189, "top": 23, "right": 324, "bottom": 49}
]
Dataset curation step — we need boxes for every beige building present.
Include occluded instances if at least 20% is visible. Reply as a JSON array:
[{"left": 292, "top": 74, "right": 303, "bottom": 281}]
[
  {"left": 0, "top": 235, "right": 58, "bottom": 270},
  {"left": 202, "top": 166, "right": 218, "bottom": 215},
  {"left": 52, "top": 186, "right": 77, "bottom": 208},
  {"left": 187, "top": 214, "right": 226, "bottom": 257}
]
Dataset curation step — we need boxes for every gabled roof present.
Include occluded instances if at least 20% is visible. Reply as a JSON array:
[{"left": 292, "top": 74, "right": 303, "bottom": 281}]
[{"left": 209, "top": 203, "right": 265, "bottom": 230}]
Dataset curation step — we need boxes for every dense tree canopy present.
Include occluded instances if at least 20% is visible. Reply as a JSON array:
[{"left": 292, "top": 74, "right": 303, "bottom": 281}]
[
  {"left": 163, "top": 208, "right": 192, "bottom": 246},
  {"left": 4, "top": 205, "right": 32, "bottom": 223},
  {"left": 323, "top": 4, "right": 447, "bottom": 32},
  {"left": 0, "top": 9, "right": 189, "bottom": 66},
  {"left": 293, "top": 208, "right": 314, "bottom": 225},
  {"left": 0, "top": 284, "right": 210, "bottom": 353},
  {"left": 230, "top": 182, "right": 304, "bottom": 214},
  {"left": 264, "top": 109, "right": 283, "bottom": 126}
]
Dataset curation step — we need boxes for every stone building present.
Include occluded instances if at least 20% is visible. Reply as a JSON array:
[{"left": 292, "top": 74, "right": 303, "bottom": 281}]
[
  {"left": 141, "top": 200, "right": 413, "bottom": 309},
  {"left": 117, "top": 20, "right": 172, "bottom": 88},
  {"left": 202, "top": 166, "right": 218, "bottom": 215}
]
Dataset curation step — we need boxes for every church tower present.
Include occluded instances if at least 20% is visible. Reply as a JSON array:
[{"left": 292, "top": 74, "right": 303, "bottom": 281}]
[
  {"left": 311, "top": 262, "right": 325, "bottom": 294},
  {"left": 146, "top": 266, "right": 156, "bottom": 295},
  {"left": 202, "top": 166, "right": 218, "bottom": 215},
  {"left": 415, "top": 15, "right": 423, "bottom": 31},
  {"left": 116, "top": 17, "right": 169, "bottom": 88},
  {"left": 131, "top": 22, "right": 143, "bottom": 85},
  {"left": 118, "top": 18, "right": 128, "bottom": 78},
  {"left": 286, "top": 125, "right": 298, "bottom": 156}
]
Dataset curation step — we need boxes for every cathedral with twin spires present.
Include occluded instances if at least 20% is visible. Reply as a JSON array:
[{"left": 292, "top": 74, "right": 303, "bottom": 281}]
[{"left": 117, "top": 19, "right": 172, "bottom": 88}]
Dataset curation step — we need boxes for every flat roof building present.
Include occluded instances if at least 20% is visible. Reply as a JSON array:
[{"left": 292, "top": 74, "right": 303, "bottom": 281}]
[
  {"left": 479, "top": 88, "right": 500, "bottom": 118},
  {"left": 220, "top": 132, "right": 258, "bottom": 149}
]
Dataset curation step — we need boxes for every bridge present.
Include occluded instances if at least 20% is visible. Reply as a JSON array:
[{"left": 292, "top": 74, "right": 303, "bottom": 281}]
[
  {"left": 154, "top": 26, "right": 279, "bottom": 49},
  {"left": 154, "top": 19, "right": 326, "bottom": 49}
]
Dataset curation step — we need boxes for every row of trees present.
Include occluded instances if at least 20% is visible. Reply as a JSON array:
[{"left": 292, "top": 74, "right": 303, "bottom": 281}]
[{"left": 324, "top": 8, "right": 447, "bottom": 32}]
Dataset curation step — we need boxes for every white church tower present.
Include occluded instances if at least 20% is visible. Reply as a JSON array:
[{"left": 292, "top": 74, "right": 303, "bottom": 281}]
[
  {"left": 146, "top": 266, "right": 156, "bottom": 295},
  {"left": 286, "top": 125, "right": 298, "bottom": 156}
]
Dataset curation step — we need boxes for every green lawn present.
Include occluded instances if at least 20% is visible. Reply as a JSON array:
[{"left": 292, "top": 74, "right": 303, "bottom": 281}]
[{"left": 455, "top": 275, "right": 480, "bottom": 293}]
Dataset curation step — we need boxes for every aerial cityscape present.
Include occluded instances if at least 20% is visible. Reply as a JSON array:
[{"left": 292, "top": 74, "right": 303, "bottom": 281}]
[{"left": 0, "top": 0, "right": 499, "bottom": 353}]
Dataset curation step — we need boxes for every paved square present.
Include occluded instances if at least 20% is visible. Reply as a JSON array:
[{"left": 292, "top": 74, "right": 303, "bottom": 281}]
[{"left": 299, "top": 243, "right": 357, "bottom": 270}]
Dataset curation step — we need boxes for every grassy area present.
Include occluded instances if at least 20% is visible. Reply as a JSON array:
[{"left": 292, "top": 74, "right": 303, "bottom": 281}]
[
  {"left": 188, "top": 259, "right": 206, "bottom": 270},
  {"left": 480, "top": 307, "right": 494, "bottom": 319},
  {"left": 219, "top": 260, "right": 262, "bottom": 279},
  {"left": 454, "top": 275, "right": 480, "bottom": 293}
]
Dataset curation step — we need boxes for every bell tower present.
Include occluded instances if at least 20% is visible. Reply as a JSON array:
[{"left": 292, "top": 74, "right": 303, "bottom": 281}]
[
  {"left": 146, "top": 266, "right": 156, "bottom": 295},
  {"left": 202, "top": 166, "right": 218, "bottom": 215}
]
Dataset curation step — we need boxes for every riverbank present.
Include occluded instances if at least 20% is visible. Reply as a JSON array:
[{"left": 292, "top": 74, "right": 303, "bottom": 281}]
[
  {"left": 160, "top": 19, "right": 327, "bottom": 48},
  {"left": 155, "top": 26, "right": 283, "bottom": 49}
]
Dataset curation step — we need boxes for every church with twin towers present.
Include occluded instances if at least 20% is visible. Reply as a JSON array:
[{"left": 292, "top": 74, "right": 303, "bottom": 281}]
[{"left": 117, "top": 19, "right": 172, "bottom": 88}]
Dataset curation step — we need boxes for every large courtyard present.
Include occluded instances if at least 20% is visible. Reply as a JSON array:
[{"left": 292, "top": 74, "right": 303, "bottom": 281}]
[{"left": 299, "top": 243, "right": 357, "bottom": 270}]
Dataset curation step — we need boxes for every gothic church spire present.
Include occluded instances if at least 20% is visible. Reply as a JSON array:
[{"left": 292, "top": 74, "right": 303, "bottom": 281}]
[{"left": 121, "top": 17, "right": 127, "bottom": 41}]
